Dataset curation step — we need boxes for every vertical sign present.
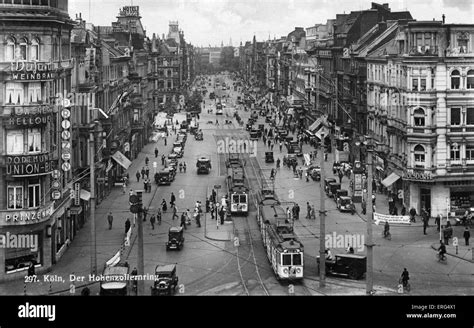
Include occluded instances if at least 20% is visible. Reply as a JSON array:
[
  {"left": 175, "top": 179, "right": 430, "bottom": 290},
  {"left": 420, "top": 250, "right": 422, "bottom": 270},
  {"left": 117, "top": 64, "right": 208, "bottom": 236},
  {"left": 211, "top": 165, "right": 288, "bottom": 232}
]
[
  {"left": 74, "top": 183, "right": 81, "bottom": 206},
  {"left": 61, "top": 99, "right": 72, "bottom": 173}
]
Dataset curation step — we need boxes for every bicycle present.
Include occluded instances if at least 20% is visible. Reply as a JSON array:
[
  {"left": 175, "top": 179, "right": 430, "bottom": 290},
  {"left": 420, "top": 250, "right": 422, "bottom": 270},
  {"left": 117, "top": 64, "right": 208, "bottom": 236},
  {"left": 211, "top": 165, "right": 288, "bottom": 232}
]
[
  {"left": 437, "top": 252, "right": 447, "bottom": 264},
  {"left": 382, "top": 230, "right": 391, "bottom": 240},
  {"left": 398, "top": 278, "right": 411, "bottom": 293}
]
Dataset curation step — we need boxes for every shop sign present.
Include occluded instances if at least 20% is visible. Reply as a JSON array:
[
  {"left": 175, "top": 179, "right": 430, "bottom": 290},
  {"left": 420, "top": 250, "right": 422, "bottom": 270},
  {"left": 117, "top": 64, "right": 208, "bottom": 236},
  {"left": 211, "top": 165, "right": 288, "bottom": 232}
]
[
  {"left": 2, "top": 203, "right": 55, "bottom": 226},
  {"left": 9, "top": 61, "right": 56, "bottom": 81},
  {"left": 8, "top": 115, "right": 51, "bottom": 127},
  {"left": 74, "top": 183, "right": 81, "bottom": 206},
  {"left": 403, "top": 170, "right": 433, "bottom": 181},
  {"left": 6, "top": 154, "right": 57, "bottom": 176}
]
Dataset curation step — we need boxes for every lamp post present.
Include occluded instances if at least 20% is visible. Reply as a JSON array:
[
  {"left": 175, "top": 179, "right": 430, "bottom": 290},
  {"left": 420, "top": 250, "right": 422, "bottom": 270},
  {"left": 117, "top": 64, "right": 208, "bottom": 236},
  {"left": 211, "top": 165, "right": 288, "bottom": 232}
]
[
  {"left": 89, "top": 120, "right": 103, "bottom": 275},
  {"left": 319, "top": 132, "right": 327, "bottom": 288},
  {"left": 355, "top": 135, "right": 375, "bottom": 295}
]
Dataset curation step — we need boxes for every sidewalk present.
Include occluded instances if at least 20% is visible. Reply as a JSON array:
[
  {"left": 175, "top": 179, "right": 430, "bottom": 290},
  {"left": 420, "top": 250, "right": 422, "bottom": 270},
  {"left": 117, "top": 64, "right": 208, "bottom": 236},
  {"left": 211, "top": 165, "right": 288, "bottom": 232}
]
[{"left": 0, "top": 141, "right": 164, "bottom": 295}]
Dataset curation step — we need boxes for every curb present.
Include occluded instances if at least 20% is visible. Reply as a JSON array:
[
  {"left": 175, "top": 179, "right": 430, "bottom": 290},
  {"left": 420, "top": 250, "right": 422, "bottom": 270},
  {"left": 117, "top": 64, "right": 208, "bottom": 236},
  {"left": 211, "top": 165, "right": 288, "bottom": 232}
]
[{"left": 430, "top": 244, "right": 473, "bottom": 263}]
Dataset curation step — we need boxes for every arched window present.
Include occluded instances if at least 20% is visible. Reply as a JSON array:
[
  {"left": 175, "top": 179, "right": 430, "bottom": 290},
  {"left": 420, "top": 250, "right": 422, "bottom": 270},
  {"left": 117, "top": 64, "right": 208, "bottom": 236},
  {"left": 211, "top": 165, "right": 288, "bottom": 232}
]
[
  {"left": 451, "top": 69, "right": 460, "bottom": 89},
  {"left": 30, "top": 38, "right": 39, "bottom": 61},
  {"left": 17, "top": 38, "right": 28, "bottom": 60},
  {"left": 414, "top": 108, "right": 425, "bottom": 126},
  {"left": 414, "top": 144, "right": 426, "bottom": 166},
  {"left": 467, "top": 70, "right": 474, "bottom": 89},
  {"left": 5, "top": 37, "right": 15, "bottom": 61}
]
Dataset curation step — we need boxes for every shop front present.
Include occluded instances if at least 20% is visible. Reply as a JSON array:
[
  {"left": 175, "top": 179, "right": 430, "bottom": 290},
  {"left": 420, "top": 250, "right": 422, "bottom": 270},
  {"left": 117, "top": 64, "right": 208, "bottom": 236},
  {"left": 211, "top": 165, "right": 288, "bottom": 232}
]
[{"left": 447, "top": 183, "right": 474, "bottom": 217}]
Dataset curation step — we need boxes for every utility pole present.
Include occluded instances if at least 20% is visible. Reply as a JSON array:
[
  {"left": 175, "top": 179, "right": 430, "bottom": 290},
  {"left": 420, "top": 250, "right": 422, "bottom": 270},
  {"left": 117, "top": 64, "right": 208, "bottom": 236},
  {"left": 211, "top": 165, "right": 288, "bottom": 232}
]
[
  {"left": 89, "top": 126, "right": 97, "bottom": 275},
  {"left": 137, "top": 190, "right": 145, "bottom": 296},
  {"left": 319, "top": 132, "right": 326, "bottom": 288},
  {"left": 366, "top": 138, "right": 374, "bottom": 295}
]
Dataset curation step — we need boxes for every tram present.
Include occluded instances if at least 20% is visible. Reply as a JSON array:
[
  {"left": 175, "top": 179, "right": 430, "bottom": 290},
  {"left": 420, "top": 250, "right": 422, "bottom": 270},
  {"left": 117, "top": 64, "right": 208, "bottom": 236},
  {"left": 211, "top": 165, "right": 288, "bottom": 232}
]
[
  {"left": 226, "top": 155, "right": 249, "bottom": 216},
  {"left": 257, "top": 195, "right": 304, "bottom": 280}
]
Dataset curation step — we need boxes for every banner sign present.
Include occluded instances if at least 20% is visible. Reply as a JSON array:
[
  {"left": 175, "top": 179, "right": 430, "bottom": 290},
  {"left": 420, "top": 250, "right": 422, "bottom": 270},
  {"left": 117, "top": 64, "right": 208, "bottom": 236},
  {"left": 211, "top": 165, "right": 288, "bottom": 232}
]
[{"left": 374, "top": 213, "right": 411, "bottom": 225}]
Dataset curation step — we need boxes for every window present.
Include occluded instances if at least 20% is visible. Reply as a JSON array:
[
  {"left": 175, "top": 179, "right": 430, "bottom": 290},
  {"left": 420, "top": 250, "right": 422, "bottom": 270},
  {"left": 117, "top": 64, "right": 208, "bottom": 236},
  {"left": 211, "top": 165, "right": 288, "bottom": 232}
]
[
  {"left": 466, "top": 145, "right": 474, "bottom": 161},
  {"left": 28, "top": 179, "right": 40, "bottom": 208},
  {"left": 6, "top": 130, "right": 24, "bottom": 155},
  {"left": 19, "top": 38, "right": 27, "bottom": 60},
  {"left": 467, "top": 70, "right": 474, "bottom": 89},
  {"left": 414, "top": 108, "right": 425, "bottom": 126},
  {"left": 6, "top": 37, "right": 15, "bottom": 61},
  {"left": 412, "top": 78, "right": 418, "bottom": 91},
  {"left": 6, "top": 82, "right": 24, "bottom": 105},
  {"left": 420, "top": 78, "right": 426, "bottom": 91},
  {"left": 30, "top": 38, "right": 39, "bottom": 61},
  {"left": 167, "top": 80, "right": 172, "bottom": 89},
  {"left": 467, "top": 108, "right": 474, "bottom": 125},
  {"left": 27, "top": 83, "right": 42, "bottom": 103},
  {"left": 27, "top": 128, "right": 41, "bottom": 153},
  {"left": 450, "top": 144, "right": 460, "bottom": 161},
  {"left": 7, "top": 185, "right": 24, "bottom": 209},
  {"left": 451, "top": 70, "right": 460, "bottom": 89},
  {"left": 293, "top": 253, "right": 302, "bottom": 265},
  {"left": 133, "top": 109, "right": 139, "bottom": 123},
  {"left": 414, "top": 145, "right": 425, "bottom": 165},
  {"left": 282, "top": 254, "right": 291, "bottom": 266},
  {"left": 451, "top": 108, "right": 461, "bottom": 125}
]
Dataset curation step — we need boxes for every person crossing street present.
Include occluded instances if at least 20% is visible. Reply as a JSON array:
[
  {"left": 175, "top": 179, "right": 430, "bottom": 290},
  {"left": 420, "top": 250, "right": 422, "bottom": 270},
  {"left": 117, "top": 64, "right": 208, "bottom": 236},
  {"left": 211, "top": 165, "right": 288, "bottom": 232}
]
[{"left": 107, "top": 212, "right": 113, "bottom": 230}]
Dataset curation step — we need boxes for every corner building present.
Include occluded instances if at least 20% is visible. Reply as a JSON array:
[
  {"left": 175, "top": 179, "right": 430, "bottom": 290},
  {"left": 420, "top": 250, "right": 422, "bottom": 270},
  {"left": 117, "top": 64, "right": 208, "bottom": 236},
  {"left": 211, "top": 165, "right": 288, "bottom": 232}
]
[{"left": 0, "top": 0, "right": 74, "bottom": 281}]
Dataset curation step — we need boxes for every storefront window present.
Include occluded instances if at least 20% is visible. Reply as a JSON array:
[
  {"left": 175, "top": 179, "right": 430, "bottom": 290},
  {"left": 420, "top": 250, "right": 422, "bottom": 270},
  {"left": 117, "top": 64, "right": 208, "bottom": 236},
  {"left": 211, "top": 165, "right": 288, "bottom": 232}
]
[
  {"left": 27, "top": 128, "right": 41, "bottom": 153},
  {"left": 6, "top": 130, "right": 24, "bottom": 155},
  {"left": 5, "top": 232, "right": 42, "bottom": 273},
  {"left": 450, "top": 191, "right": 474, "bottom": 214},
  {"left": 450, "top": 108, "right": 461, "bottom": 125},
  {"left": 7, "top": 185, "right": 24, "bottom": 209}
]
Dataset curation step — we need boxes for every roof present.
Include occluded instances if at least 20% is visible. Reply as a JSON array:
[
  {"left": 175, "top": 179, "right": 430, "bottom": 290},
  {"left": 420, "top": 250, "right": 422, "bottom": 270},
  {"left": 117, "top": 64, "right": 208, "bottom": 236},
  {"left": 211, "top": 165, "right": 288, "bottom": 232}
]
[
  {"left": 103, "top": 265, "right": 128, "bottom": 276},
  {"left": 155, "top": 264, "right": 176, "bottom": 273},
  {"left": 71, "top": 28, "right": 88, "bottom": 44},
  {"left": 169, "top": 227, "right": 183, "bottom": 233},
  {"left": 335, "top": 254, "right": 367, "bottom": 259}
]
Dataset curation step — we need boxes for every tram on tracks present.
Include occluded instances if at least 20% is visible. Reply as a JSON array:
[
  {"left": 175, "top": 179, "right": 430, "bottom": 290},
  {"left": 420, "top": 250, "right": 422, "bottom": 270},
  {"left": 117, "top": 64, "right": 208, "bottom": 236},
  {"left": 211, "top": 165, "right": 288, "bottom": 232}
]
[
  {"left": 257, "top": 193, "right": 304, "bottom": 280},
  {"left": 226, "top": 154, "right": 249, "bottom": 216}
]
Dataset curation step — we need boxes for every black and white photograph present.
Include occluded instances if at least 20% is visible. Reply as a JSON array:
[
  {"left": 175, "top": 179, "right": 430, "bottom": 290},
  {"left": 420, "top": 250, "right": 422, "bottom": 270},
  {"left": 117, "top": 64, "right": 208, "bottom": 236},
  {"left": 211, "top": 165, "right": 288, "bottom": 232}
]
[{"left": 0, "top": 0, "right": 473, "bottom": 323}]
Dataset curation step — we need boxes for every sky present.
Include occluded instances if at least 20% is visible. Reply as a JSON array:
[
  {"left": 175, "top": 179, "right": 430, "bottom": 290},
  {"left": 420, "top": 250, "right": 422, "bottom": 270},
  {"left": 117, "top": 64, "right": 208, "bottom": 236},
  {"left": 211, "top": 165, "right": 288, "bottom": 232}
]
[{"left": 69, "top": 0, "right": 474, "bottom": 47}]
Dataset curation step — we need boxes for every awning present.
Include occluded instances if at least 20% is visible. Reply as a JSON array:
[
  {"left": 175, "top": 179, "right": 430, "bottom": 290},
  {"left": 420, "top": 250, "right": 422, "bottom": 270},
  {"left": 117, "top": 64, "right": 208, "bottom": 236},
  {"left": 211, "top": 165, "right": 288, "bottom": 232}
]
[
  {"left": 376, "top": 166, "right": 384, "bottom": 172},
  {"left": 80, "top": 189, "right": 91, "bottom": 201},
  {"left": 381, "top": 172, "right": 401, "bottom": 187},
  {"left": 111, "top": 151, "right": 132, "bottom": 170},
  {"left": 315, "top": 126, "right": 330, "bottom": 141}
]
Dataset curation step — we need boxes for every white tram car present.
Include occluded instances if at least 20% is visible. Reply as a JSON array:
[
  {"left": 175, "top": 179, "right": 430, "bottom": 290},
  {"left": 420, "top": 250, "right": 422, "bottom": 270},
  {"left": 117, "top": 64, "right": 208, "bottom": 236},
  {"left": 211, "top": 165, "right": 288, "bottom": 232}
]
[
  {"left": 226, "top": 161, "right": 249, "bottom": 216},
  {"left": 257, "top": 195, "right": 304, "bottom": 280}
]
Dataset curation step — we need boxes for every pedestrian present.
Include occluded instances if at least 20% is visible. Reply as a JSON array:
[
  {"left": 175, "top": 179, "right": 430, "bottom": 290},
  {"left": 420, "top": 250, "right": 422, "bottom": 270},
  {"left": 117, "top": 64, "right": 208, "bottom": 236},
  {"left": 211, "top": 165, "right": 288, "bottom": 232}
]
[
  {"left": 170, "top": 192, "right": 176, "bottom": 206},
  {"left": 155, "top": 148, "right": 159, "bottom": 158},
  {"left": 205, "top": 197, "right": 210, "bottom": 213},
  {"left": 409, "top": 208, "right": 417, "bottom": 223},
  {"left": 143, "top": 179, "right": 147, "bottom": 191},
  {"left": 136, "top": 171, "right": 140, "bottom": 182},
  {"left": 143, "top": 207, "right": 148, "bottom": 222},
  {"left": 293, "top": 203, "right": 300, "bottom": 220},
  {"left": 150, "top": 215, "right": 156, "bottom": 230},
  {"left": 443, "top": 222, "right": 453, "bottom": 245},
  {"left": 145, "top": 167, "right": 150, "bottom": 177},
  {"left": 210, "top": 202, "right": 215, "bottom": 219},
  {"left": 27, "top": 261, "right": 35, "bottom": 277},
  {"left": 338, "top": 170, "right": 344, "bottom": 184},
  {"left": 172, "top": 204, "right": 178, "bottom": 220},
  {"left": 463, "top": 227, "right": 470, "bottom": 246},
  {"left": 219, "top": 207, "right": 225, "bottom": 225},
  {"left": 122, "top": 181, "right": 127, "bottom": 194},
  {"left": 180, "top": 213, "right": 187, "bottom": 230},
  {"left": 267, "top": 139, "right": 271, "bottom": 148},
  {"left": 164, "top": 138, "right": 167, "bottom": 146},
  {"left": 270, "top": 142, "right": 274, "bottom": 151},
  {"left": 435, "top": 214, "right": 441, "bottom": 232},
  {"left": 107, "top": 212, "right": 114, "bottom": 230},
  {"left": 183, "top": 162, "right": 187, "bottom": 173},
  {"left": 125, "top": 218, "right": 131, "bottom": 234},
  {"left": 306, "top": 202, "right": 312, "bottom": 219},
  {"left": 393, "top": 206, "right": 398, "bottom": 216},
  {"left": 161, "top": 154, "right": 165, "bottom": 166},
  {"left": 161, "top": 199, "right": 167, "bottom": 212},
  {"left": 423, "top": 215, "right": 429, "bottom": 235},
  {"left": 141, "top": 167, "right": 145, "bottom": 179}
]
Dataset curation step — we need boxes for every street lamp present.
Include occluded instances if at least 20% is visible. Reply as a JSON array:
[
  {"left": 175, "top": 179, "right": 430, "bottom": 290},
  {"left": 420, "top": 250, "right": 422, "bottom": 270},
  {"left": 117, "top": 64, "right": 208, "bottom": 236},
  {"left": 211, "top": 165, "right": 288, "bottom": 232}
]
[
  {"left": 355, "top": 135, "right": 375, "bottom": 295},
  {"left": 89, "top": 119, "right": 103, "bottom": 275}
]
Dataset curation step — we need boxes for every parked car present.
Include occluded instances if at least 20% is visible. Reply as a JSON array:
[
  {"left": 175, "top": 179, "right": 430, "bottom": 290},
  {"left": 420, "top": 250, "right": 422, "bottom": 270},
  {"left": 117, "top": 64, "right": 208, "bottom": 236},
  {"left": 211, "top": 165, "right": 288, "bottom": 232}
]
[
  {"left": 150, "top": 264, "right": 179, "bottom": 296},
  {"left": 173, "top": 146, "right": 184, "bottom": 158},
  {"left": 307, "top": 165, "right": 321, "bottom": 181},
  {"left": 328, "top": 182, "right": 341, "bottom": 198},
  {"left": 335, "top": 189, "right": 349, "bottom": 203},
  {"left": 324, "top": 178, "right": 337, "bottom": 194},
  {"left": 265, "top": 152, "right": 274, "bottom": 163}
]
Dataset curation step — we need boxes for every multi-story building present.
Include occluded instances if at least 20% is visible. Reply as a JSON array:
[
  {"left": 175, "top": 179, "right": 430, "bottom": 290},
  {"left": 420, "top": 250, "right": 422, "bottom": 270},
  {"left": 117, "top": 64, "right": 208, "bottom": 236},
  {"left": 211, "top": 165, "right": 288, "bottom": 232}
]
[{"left": 0, "top": 0, "right": 75, "bottom": 281}]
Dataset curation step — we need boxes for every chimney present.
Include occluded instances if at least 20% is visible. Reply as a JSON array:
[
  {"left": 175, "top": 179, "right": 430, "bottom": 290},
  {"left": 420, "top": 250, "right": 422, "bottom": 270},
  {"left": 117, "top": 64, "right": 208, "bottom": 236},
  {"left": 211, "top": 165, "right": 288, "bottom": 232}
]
[{"left": 442, "top": 14, "right": 445, "bottom": 24}]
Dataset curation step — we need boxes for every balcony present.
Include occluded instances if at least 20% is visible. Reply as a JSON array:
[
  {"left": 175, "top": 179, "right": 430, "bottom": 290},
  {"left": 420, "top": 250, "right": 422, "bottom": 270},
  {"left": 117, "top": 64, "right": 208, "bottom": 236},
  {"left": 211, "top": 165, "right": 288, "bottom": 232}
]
[
  {"left": 446, "top": 125, "right": 474, "bottom": 135},
  {"left": 408, "top": 46, "right": 438, "bottom": 56},
  {"left": 446, "top": 159, "right": 474, "bottom": 173}
]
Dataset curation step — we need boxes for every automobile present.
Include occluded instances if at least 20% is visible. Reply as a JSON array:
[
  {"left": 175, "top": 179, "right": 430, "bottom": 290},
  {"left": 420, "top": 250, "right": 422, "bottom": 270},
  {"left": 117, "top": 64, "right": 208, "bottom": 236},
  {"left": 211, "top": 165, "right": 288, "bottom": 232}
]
[
  {"left": 317, "top": 254, "right": 367, "bottom": 280},
  {"left": 324, "top": 178, "right": 337, "bottom": 194},
  {"left": 195, "top": 130, "right": 203, "bottom": 141},
  {"left": 196, "top": 157, "right": 212, "bottom": 174},
  {"left": 155, "top": 169, "right": 173, "bottom": 185},
  {"left": 335, "top": 189, "right": 349, "bottom": 203},
  {"left": 177, "top": 135, "right": 186, "bottom": 146},
  {"left": 209, "top": 92, "right": 215, "bottom": 99},
  {"left": 166, "top": 227, "right": 184, "bottom": 251},
  {"left": 265, "top": 115, "right": 272, "bottom": 123},
  {"left": 307, "top": 165, "right": 321, "bottom": 181},
  {"left": 289, "top": 141, "right": 302, "bottom": 157},
  {"left": 251, "top": 111, "right": 259, "bottom": 120},
  {"left": 250, "top": 129, "right": 259, "bottom": 140},
  {"left": 180, "top": 121, "right": 189, "bottom": 131},
  {"left": 258, "top": 124, "right": 265, "bottom": 131},
  {"left": 189, "top": 125, "right": 199, "bottom": 135},
  {"left": 246, "top": 123, "right": 253, "bottom": 131},
  {"left": 99, "top": 264, "right": 130, "bottom": 296},
  {"left": 328, "top": 182, "right": 341, "bottom": 198},
  {"left": 337, "top": 196, "right": 355, "bottom": 214},
  {"left": 173, "top": 141, "right": 183, "bottom": 149},
  {"left": 265, "top": 152, "right": 274, "bottom": 163},
  {"left": 173, "top": 146, "right": 184, "bottom": 158},
  {"left": 150, "top": 264, "right": 179, "bottom": 296}
]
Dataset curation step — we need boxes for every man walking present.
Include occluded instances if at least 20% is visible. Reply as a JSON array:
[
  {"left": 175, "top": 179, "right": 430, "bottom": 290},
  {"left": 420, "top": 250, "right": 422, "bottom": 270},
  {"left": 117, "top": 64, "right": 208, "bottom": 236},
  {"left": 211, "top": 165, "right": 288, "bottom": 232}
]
[
  {"left": 141, "top": 167, "right": 145, "bottom": 179},
  {"left": 143, "top": 207, "right": 148, "bottom": 222},
  {"left": 150, "top": 214, "right": 156, "bottom": 230},
  {"left": 125, "top": 218, "right": 131, "bottom": 234},
  {"left": 155, "top": 147, "right": 159, "bottom": 158},
  {"left": 423, "top": 214, "right": 429, "bottom": 235},
  {"left": 172, "top": 204, "right": 179, "bottom": 220},
  {"left": 338, "top": 169, "right": 344, "bottom": 184},
  {"left": 107, "top": 212, "right": 113, "bottom": 230},
  {"left": 463, "top": 227, "right": 470, "bottom": 246},
  {"left": 180, "top": 213, "right": 187, "bottom": 230},
  {"left": 136, "top": 171, "right": 140, "bottom": 182},
  {"left": 170, "top": 192, "right": 176, "bottom": 206}
]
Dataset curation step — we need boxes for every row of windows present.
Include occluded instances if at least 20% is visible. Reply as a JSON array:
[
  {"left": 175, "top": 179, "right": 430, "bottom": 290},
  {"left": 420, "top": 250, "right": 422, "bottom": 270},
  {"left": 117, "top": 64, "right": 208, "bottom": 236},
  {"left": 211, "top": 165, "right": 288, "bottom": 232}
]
[
  {"left": 7, "top": 180, "right": 41, "bottom": 210},
  {"left": 4, "top": 37, "right": 40, "bottom": 61},
  {"left": 5, "top": 82, "right": 43, "bottom": 105},
  {"left": 6, "top": 129, "right": 42, "bottom": 155},
  {"left": 1, "top": 0, "right": 57, "bottom": 6},
  {"left": 411, "top": 107, "right": 474, "bottom": 127},
  {"left": 413, "top": 144, "right": 474, "bottom": 164},
  {"left": 450, "top": 70, "right": 474, "bottom": 89}
]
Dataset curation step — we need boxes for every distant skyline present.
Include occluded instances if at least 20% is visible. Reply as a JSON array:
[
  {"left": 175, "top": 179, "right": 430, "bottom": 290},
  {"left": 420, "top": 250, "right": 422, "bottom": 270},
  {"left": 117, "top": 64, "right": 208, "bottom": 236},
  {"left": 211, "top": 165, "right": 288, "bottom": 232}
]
[{"left": 70, "top": 0, "right": 474, "bottom": 46}]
